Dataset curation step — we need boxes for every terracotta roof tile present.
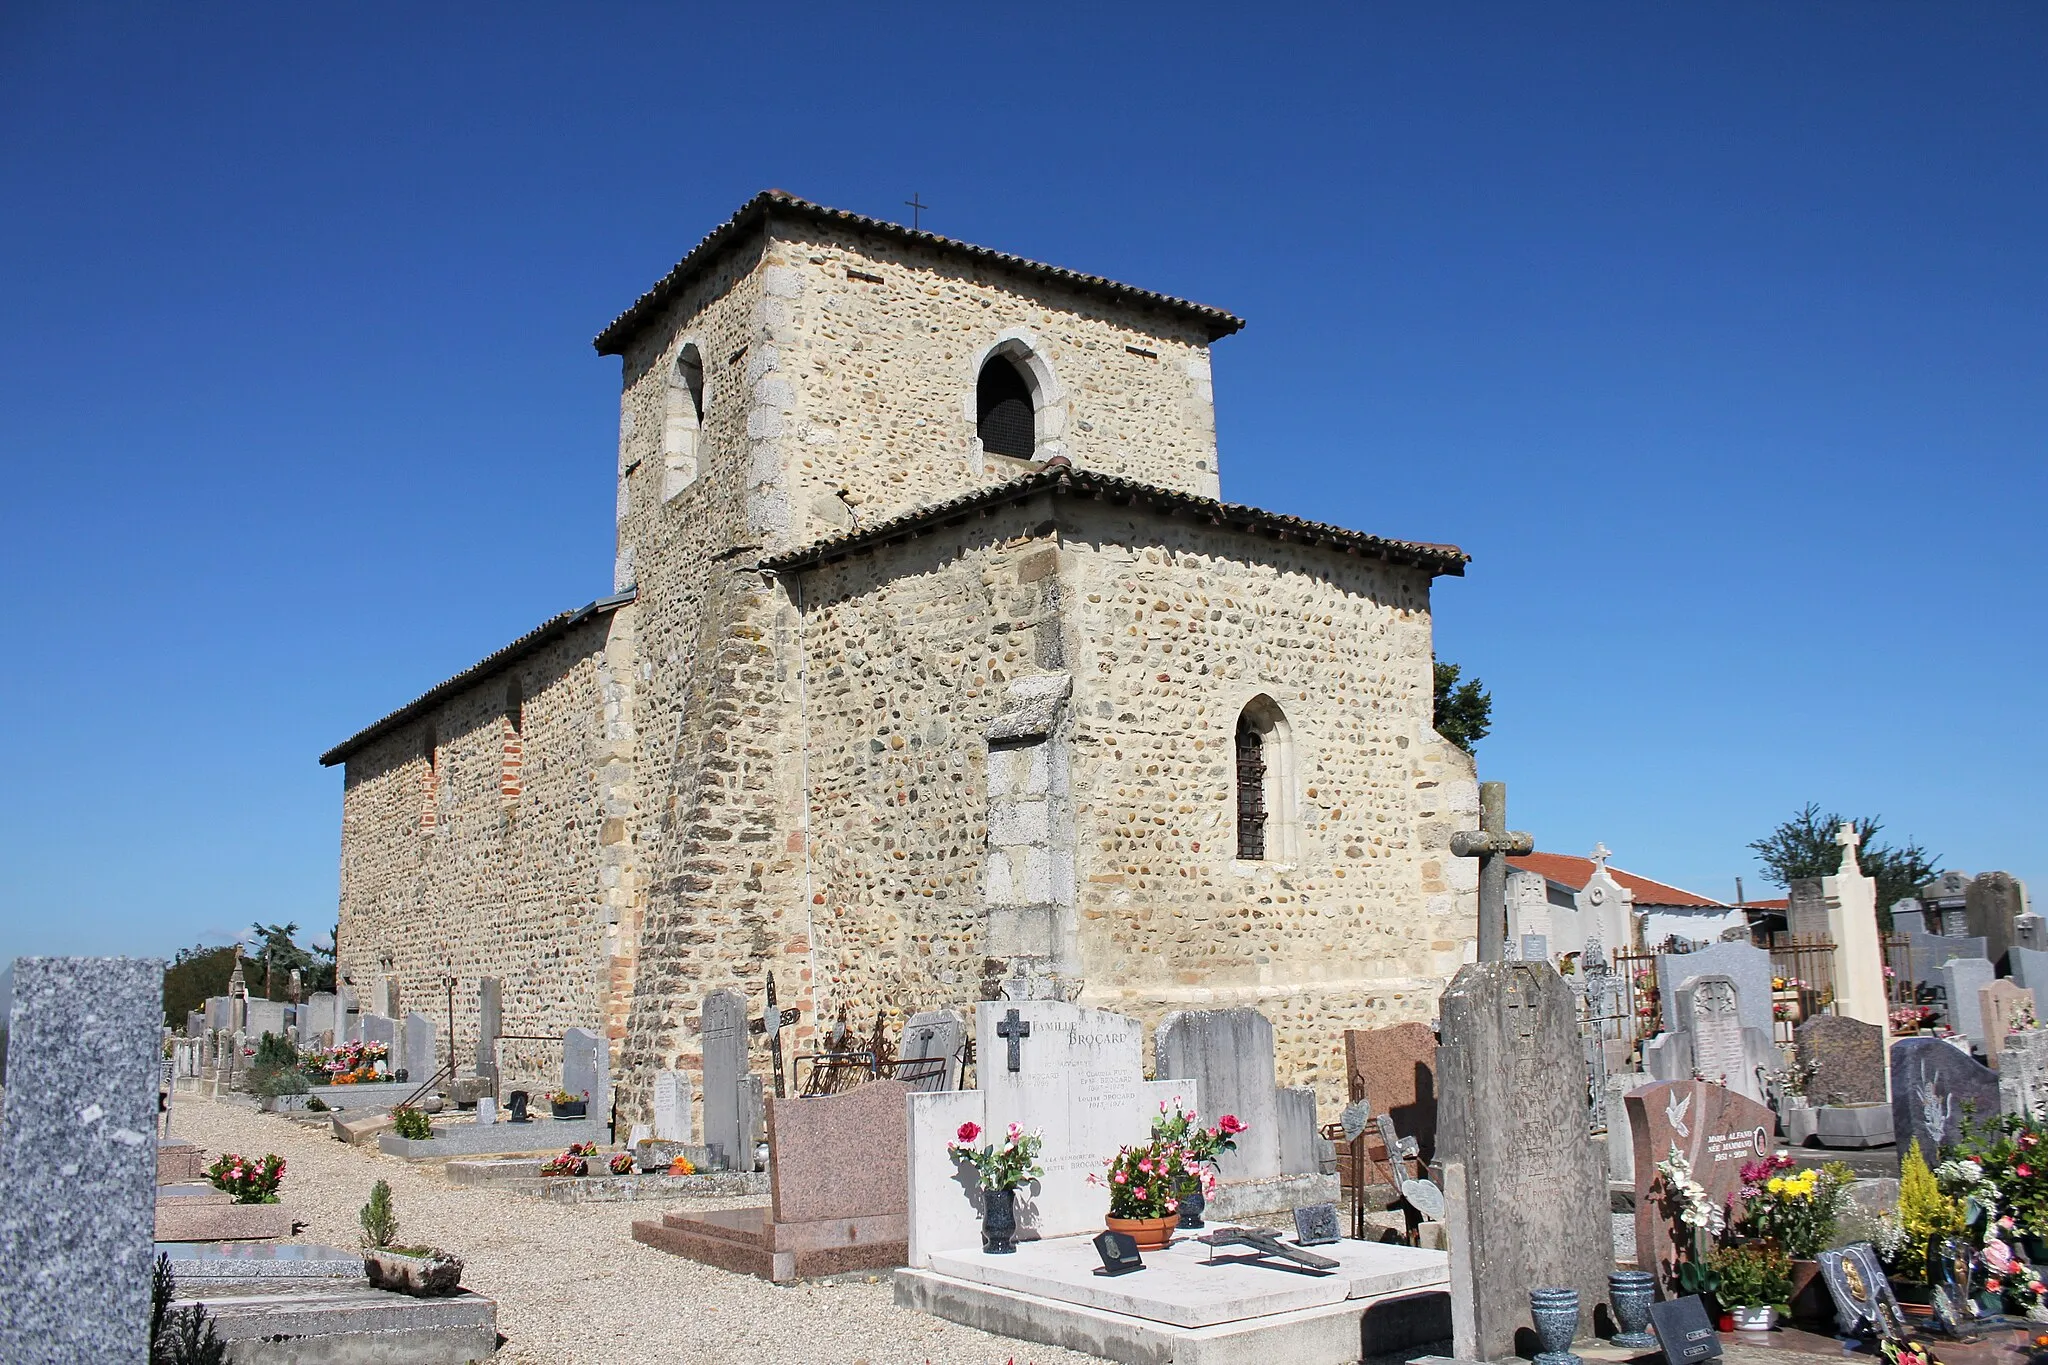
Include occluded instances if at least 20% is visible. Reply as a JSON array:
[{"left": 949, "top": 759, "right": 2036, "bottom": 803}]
[{"left": 1508, "top": 851, "right": 1727, "bottom": 908}]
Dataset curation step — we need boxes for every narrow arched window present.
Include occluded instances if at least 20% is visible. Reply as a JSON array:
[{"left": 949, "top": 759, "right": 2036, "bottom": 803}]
[
  {"left": 1235, "top": 716, "right": 1267, "bottom": 860},
  {"left": 500, "top": 679, "right": 524, "bottom": 804},
  {"left": 420, "top": 725, "right": 440, "bottom": 831},
  {"left": 663, "top": 345, "right": 706, "bottom": 500},
  {"left": 1234, "top": 696, "right": 1297, "bottom": 863},
  {"left": 977, "top": 355, "right": 1035, "bottom": 459}
]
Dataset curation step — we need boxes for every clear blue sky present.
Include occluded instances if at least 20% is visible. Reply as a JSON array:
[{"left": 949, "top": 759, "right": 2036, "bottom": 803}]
[{"left": 3, "top": 4, "right": 2042, "bottom": 961}]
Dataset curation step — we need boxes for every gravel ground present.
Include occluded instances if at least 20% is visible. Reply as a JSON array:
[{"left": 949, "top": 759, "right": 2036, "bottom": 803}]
[{"left": 173, "top": 1096, "right": 1109, "bottom": 1365}]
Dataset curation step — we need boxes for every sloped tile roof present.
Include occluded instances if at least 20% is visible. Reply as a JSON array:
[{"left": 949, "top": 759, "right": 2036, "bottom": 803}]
[
  {"left": 593, "top": 190, "right": 1246, "bottom": 355},
  {"left": 1509, "top": 850, "right": 1728, "bottom": 909},
  {"left": 756, "top": 464, "right": 1469, "bottom": 577}
]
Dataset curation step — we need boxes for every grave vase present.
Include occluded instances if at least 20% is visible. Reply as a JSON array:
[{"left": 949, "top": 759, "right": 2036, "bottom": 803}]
[
  {"left": 1729, "top": 1305, "right": 1776, "bottom": 1332},
  {"left": 1176, "top": 1173, "right": 1209, "bottom": 1229},
  {"left": 981, "top": 1187, "right": 1019, "bottom": 1255},
  {"left": 1529, "top": 1288, "right": 1581, "bottom": 1365},
  {"left": 1607, "top": 1271, "right": 1657, "bottom": 1347},
  {"left": 1105, "top": 1214, "right": 1178, "bottom": 1251}
]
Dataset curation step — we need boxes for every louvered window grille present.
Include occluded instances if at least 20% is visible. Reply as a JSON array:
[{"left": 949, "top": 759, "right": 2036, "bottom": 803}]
[
  {"left": 1236, "top": 717, "right": 1267, "bottom": 860},
  {"left": 977, "top": 359, "right": 1035, "bottom": 458}
]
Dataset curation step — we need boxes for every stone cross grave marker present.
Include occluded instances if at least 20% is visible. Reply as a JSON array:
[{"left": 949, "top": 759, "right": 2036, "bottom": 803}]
[
  {"left": 1982, "top": 980, "right": 2037, "bottom": 1069},
  {"left": 1628, "top": 1078, "right": 1774, "bottom": 1293},
  {"left": 1942, "top": 958, "right": 1996, "bottom": 1052},
  {"left": 0, "top": 957, "right": 164, "bottom": 1363},
  {"left": 1794, "top": 1014, "right": 1887, "bottom": 1106},
  {"left": 1437, "top": 961, "right": 1608, "bottom": 1362},
  {"left": 748, "top": 972, "right": 801, "bottom": 1099},
  {"left": 1449, "top": 781, "right": 1535, "bottom": 963},
  {"left": 2000, "top": 1029, "right": 2048, "bottom": 1118},
  {"left": 701, "top": 989, "right": 750, "bottom": 1169},
  {"left": 894, "top": 1008, "right": 965, "bottom": 1093},
  {"left": 1890, "top": 1036, "right": 1998, "bottom": 1161},
  {"left": 1823, "top": 824, "right": 1891, "bottom": 1031},
  {"left": 652, "top": 1068, "right": 693, "bottom": 1142},
  {"left": 905, "top": 1000, "right": 1194, "bottom": 1265}
]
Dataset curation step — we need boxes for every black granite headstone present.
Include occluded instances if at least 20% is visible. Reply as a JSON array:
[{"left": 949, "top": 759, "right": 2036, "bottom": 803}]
[
  {"left": 1890, "top": 1037, "right": 1998, "bottom": 1161},
  {"left": 506, "top": 1089, "right": 530, "bottom": 1123},
  {"left": 1648, "top": 1295, "right": 1721, "bottom": 1365}
]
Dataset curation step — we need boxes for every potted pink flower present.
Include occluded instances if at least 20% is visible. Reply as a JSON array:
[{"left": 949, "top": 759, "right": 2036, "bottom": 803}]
[
  {"left": 947, "top": 1121, "right": 1044, "bottom": 1254},
  {"left": 1149, "top": 1103, "right": 1246, "bottom": 1228}
]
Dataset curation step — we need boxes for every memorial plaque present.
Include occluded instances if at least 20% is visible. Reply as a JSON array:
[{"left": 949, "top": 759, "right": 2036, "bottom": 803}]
[
  {"left": 1093, "top": 1229, "right": 1144, "bottom": 1276},
  {"left": 1648, "top": 1295, "right": 1723, "bottom": 1365},
  {"left": 1819, "top": 1242, "right": 1908, "bottom": 1339},
  {"left": 1292, "top": 1202, "right": 1340, "bottom": 1246}
]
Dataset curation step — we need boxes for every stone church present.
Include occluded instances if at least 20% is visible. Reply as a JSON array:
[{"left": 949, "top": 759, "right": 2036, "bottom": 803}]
[{"left": 321, "top": 190, "right": 1481, "bottom": 1120}]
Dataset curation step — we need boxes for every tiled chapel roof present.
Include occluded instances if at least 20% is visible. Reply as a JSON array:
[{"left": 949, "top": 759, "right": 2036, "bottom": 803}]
[
  {"left": 1509, "top": 851, "right": 1727, "bottom": 909},
  {"left": 592, "top": 190, "right": 1246, "bottom": 355},
  {"left": 758, "top": 464, "right": 1469, "bottom": 577},
  {"left": 318, "top": 590, "right": 634, "bottom": 768}
]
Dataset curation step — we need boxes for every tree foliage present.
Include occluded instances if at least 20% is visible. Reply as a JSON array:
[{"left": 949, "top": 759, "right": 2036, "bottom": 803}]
[
  {"left": 1432, "top": 661, "right": 1493, "bottom": 755},
  {"left": 1747, "top": 801, "right": 1941, "bottom": 929},
  {"left": 160, "top": 922, "right": 336, "bottom": 1027}
]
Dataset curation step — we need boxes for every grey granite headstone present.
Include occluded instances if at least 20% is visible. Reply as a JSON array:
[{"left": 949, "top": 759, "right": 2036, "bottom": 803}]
[
  {"left": 404, "top": 1011, "right": 438, "bottom": 1082},
  {"left": 895, "top": 1008, "right": 965, "bottom": 1093},
  {"left": 476, "top": 977, "right": 501, "bottom": 1096},
  {"left": 2018, "top": 915, "right": 2048, "bottom": 953},
  {"left": 1678, "top": 975, "right": 1750, "bottom": 1094},
  {"left": 1155, "top": 1008, "right": 1284, "bottom": 1180},
  {"left": 361, "top": 1012, "right": 396, "bottom": 1065},
  {"left": 1892, "top": 899, "right": 1930, "bottom": 934},
  {"left": 2012, "top": 946, "right": 2048, "bottom": 995},
  {"left": 561, "top": 1026, "right": 609, "bottom": 1126},
  {"left": 2000, "top": 1029, "right": 2048, "bottom": 1118},
  {"left": 1795, "top": 1014, "right": 1887, "bottom": 1105},
  {"left": 0, "top": 957, "right": 164, "bottom": 1363},
  {"left": 700, "top": 989, "right": 748, "bottom": 1168},
  {"left": 1891, "top": 1036, "right": 1998, "bottom": 1161},
  {"left": 1902, "top": 933, "right": 1987, "bottom": 992},
  {"left": 185, "top": 1008, "right": 205, "bottom": 1039},
  {"left": 739, "top": 1073, "right": 765, "bottom": 1171},
  {"left": 1659, "top": 941, "right": 1774, "bottom": 1040},
  {"left": 204, "top": 995, "right": 230, "bottom": 1031},
  {"left": 298, "top": 991, "right": 338, "bottom": 1046},
  {"left": 651, "top": 1068, "right": 693, "bottom": 1142},
  {"left": 1942, "top": 958, "right": 1996, "bottom": 1051},
  {"left": 1606, "top": 1071, "right": 1647, "bottom": 1184},
  {"left": 1788, "top": 878, "right": 1831, "bottom": 938},
  {"left": 1437, "top": 961, "right": 1608, "bottom": 1362},
  {"left": 244, "top": 997, "right": 287, "bottom": 1041},
  {"left": 1968, "top": 872, "right": 2025, "bottom": 969},
  {"left": 1276, "top": 1086, "right": 1325, "bottom": 1177}
]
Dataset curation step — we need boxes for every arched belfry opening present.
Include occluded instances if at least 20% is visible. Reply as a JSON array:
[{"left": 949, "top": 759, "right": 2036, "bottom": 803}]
[
  {"left": 1234, "top": 695, "right": 1298, "bottom": 863},
  {"left": 662, "top": 343, "right": 706, "bottom": 500},
  {"left": 976, "top": 354, "right": 1036, "bottom": 459}
]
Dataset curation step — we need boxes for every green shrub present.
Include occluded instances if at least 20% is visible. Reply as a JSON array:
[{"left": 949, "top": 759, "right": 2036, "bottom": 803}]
[
  {"left": 1708, "top": 1242, "right": 1792, "bottom": 1309},
  {"left": 360, "top": 1180, "right": 399, "bottom": 1249},
  {"left": 391, "top": 1106, "right": 432, "bottom": 1141}
]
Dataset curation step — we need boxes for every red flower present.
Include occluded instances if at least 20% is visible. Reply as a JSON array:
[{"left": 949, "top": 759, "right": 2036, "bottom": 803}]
[
  {"left": 2021, "top": 1164, "right": 2034, "bottom": 1178},
  {"left": 956, "top": 1121, "right": 981, "bottom": 1143},
  {"left": 1218, "top": 1114, "right": 1247, "bottom": 1135}
]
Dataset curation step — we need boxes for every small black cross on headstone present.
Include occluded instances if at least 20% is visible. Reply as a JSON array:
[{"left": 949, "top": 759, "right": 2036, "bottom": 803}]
[
  {"left": 904, "top": 192, "right": 928, "bottom": 231},
  {"left": 996, "top": 1007, "right": 1031, "bottom": 1072}
]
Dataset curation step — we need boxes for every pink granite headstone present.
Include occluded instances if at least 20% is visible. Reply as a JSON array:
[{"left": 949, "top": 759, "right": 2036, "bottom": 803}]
[{"left": 1627, "top": 1078, "right": 1774, "bottom": 1293}]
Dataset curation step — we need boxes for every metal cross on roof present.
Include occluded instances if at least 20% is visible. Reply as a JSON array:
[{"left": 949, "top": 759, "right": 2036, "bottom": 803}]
[
  {"left": 903, "top": 192, "right": 928, "bottom": 230},
  {"left": 1450, "top": 781, "right": 1535, "bottom": 962}
]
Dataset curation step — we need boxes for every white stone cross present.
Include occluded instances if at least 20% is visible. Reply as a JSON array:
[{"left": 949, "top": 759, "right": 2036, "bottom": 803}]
[{"left": 1588, "top": 843, "right": 1612, "bottom": 871}]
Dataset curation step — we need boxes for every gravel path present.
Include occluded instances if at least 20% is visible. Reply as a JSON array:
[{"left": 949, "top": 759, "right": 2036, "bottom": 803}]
[{"left": 173, "top": 1097, "right": 1108, "bottom": 1365}]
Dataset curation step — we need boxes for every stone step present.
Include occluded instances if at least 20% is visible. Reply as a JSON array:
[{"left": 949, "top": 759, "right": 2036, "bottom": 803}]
[{"left": 176, "top": 1282, "right": 496, "bottom": 1364}]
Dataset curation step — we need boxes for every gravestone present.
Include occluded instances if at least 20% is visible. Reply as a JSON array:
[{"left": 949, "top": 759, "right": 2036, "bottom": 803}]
[
  {"left": 1576, "top": 843, "right": 1637, "bottom": 953},
  {"left": 1891, "top": 899, "right": 1930, "bottom": 935},
  {"left": 895, "top": 1008, "right": 966, "bottom": 1093},
  {"left": 1679, "top": 975, "right": 1754, "bottom": 1096},
  {"left": 652, "top": 1068, "right": 693, "bottom": 1142},
  {"left": 1787, "top": 878, "right": 1831, "bottom": 938},
  {"left": 1890, "top": 1036, "right": 1998, "bottom": 1161},
  {"left": 245, "top": 998, "right": 288, "bottom": 1041},
  {"left": 2017, "top": 915, "right": 2048, "bottom": 953},
  {"left": 0, "top": 957, "right": 164, "bottom": 1362},
  {"left": 1942, "top": 958, "right": 1996, "bottom": 1051},
  {"left": 477, "top": 977, "right": 501, "bottom": 1096},
  {"left": 298, "top": 992, "right": 338, "bottom": 1046},
  {"left": 700, "top": 990, "right": 749, "bottom": 1168},
  {"left": 1921, "top": 871, "right": 1975, "bottom": 938},
  {"left": 1794, "top": 1015, "right": 1887, "bottom": 1105},
  {"left": 361, "top": 1012, "right": 397, "bottom": 1067},
  {"left": 1968, "top": 873, "right": 2025, "bottom": 971},
  {"left": 1658, "top": 941, "right": 1774, "bottom": 1040},
  {"left": 1275, "top": 1086, "right": 1325, "bottom": 1178},
  {"left": 2011, "top": 946, "right": 2048, "bottom": 997},
  {"left": 1436, "top": 961, "right": 1608, "bottom": 1362},
  {"left": 404, "top": 1012, "right": 438, "bottom": 1082},
  {"left": 905, "top": 1001, "right": 1194, "bottom": 1265},
  {"left": 1606, "top": 1071, "right": 1649, "bottom": 1185},
  {"left": 1902, "top": 934, "right": 1988, "bottom": 994},
  {"left": 1154, "top": 1008, "right": 1284, "bottom": 1180},
  {"left": 204, "top": 994, "right": 231, "bottom": 1031},
  {"left": 1344, "top": 1021, "right": 1438, "bottom": 1164},
  {"left": 1982, "top": 980, "right": 2037, "bottom": 1068},
  {"left": 562, "top": 1026, "right": 609, "bottom": 1122},
  {"left": 1821, "top": 826, "right": 1891, "bottom": 1031},
  {"left": 1999, "top": 1030, "right": 2048, "bottom": 1118},
  {"left": 1627, "top": 1078, "right": 1774, "bottom": 1294}
]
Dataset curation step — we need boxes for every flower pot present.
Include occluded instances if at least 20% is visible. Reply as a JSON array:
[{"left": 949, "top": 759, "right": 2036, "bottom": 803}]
[
  {"left": 1608, "top": 1271, "right": 1658, "bottom": 1347},
  {"left": 1729, "top": 1305, "right": 1776, "bottom": 1332},
  {"left": 981, "top": 1187, "right": 1019, "bottom": 1255},
  {"left": 1788, "top": 1259, "right": 1832, "bottom": 1325},
  {"left": 1105, "top": 1214, "right": 1178, "bottom": 1251},
  {"left": 550, "top": 1100, "right": 587, "bottom": 1119},
  {"left": 362, "top": 1248, "right": 464, "bottom": 1297},
  {"left": 1177, "top": 1183, "right": 1208, "bottom": 1230},
  {"left": 1529, "top": 1288, "right": 1581, "bottom": 1365}
]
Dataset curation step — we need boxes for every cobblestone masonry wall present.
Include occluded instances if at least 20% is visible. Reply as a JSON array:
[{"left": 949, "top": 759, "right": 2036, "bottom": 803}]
[{"left": 335, "top": 613, "right": 626, "bottom": 1093}]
